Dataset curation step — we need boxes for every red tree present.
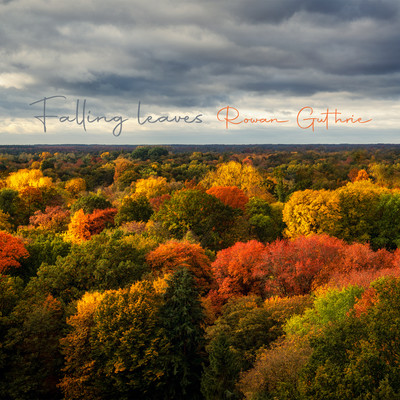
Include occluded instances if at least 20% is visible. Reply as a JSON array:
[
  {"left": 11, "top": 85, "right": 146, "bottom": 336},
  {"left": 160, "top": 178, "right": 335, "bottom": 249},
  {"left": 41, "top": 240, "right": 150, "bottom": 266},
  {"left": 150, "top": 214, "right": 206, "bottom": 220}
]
[
  {"left": 149, "top": 194, "right": 171, "bottom": 212},
  {"left": 326, "top": 244, "right": 397, "bottom": 289},
  {"left": 340, "top": 243, "right": 394, "bottom": 273},
  {"left": 211, "top": 234, "right": 400, "bottom": 303},
  {"left": 0, "top": 231, "right": 29, "bottom": 274},
  {"left": 29, "top": 206, "right": 70, "bottom": 232},
  {"left": 87, "top": 208, "right": 117, "bottom": 235},
  {"left": 264, "top": 236, "right": 396, "bottom": 295},
  {"left": 206, "top": 186, "right": 249, "bottom": 211},
  {"left": 264, "top": 235, "right": 345, "bottom": 296},
  {"left": 210, "top": 240, "right": 268, "bottom": 303}
]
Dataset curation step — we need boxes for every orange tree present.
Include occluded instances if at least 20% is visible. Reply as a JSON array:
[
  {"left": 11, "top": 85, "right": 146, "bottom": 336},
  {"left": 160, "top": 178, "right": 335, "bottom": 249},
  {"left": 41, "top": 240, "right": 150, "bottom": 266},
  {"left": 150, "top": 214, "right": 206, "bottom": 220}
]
[
  {"left": 206, "top": 186, "right": 249, "bottom": 211},
  {"left": 146, "top": 240, "right": 213, "bottom": 294},
  {"left": 0, "top": 231, "right": 29, "bottom": 274}
]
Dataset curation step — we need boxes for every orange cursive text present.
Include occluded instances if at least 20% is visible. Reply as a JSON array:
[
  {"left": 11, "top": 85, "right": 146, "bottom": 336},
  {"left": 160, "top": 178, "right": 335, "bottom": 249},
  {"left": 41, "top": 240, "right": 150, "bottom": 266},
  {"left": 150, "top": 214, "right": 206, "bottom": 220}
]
[
  {"left": 217, "top": 106, "right": 290, "bottom": 129},
  {"left": 297, "top": 106, "right": 372, "bottom": 131}
]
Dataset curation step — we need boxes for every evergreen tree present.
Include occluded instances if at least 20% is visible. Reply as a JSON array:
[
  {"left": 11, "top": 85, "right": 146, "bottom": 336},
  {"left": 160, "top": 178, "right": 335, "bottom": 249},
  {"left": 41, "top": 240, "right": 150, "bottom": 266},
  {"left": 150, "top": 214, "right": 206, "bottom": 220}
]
[
  {"left": 160, "top": 267, "right": 206, "bottom": 399},
  {"left": 201, "top": 333, "right": 241, "bottom": 400}
]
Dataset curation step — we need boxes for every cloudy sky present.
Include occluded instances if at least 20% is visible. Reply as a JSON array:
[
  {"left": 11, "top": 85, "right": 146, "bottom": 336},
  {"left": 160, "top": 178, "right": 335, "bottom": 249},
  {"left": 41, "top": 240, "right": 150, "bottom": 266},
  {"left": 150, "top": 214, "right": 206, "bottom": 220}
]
[{"left": 0, "top": 0, "right": 399, "bottom": 144}]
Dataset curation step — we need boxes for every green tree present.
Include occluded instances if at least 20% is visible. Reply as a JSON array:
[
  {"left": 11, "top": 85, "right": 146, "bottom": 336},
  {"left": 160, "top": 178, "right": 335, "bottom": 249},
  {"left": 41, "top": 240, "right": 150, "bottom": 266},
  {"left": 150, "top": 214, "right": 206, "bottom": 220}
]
[
  {"left": 246, "top": 198, "right": 284, "bottom": 242},
  {"left": 132, "top": 146, "right": 151, "bottom": 160},
  {"left": 372, "top": 192, "right": 400, "bottom": 250},
  {"left": 148, "top": 146, "right": 169, "bottom": 160},
  {"left": 61, "top": 282, "right": 170, "bottom": 400},
  {"left": 201, "top": 333, "right": 242, "bottom": 400},
  {"left": 300, "top": 277, "right": 400, "bottom": 399},
  {"left": 208, "top": 296, "right": 279, "bottom": 373},
  {"left": 336, "top": 180, "right": 388, "bottom": 243},
  {"left": 159, "top": 267, "right": 206, "bottom": 399},
  {"left": 2, "top": 289, "right": 65, "bottom": 400},
  {"left": 0, "top": 188, "right": 21, "bottom": 226},
  {"left": 0, "top": 275, "right": 24, "bottom": 397},
  {"left": 17, "top": 233, "right": 71, "bottom": 282},
  {"left": 274, "top": 167, "right": 289, "bottom": 202},
  {"left": 284, "top": 285, "right": 363, "bottom": 339},
  {"left": 115, "top": 196, "right": 153, "bottom": 225},
  {"left": 132, "top": 146, "right": 168, "bottom": 161},
  {"left": 70, "top": 193, "right": 112, "bottom": 215},
  {"left": 29, "top": 234, "right": 148, "bottom": 304},
  {"left": 153, "top": 189, "right": 237, "bottom": 250}
]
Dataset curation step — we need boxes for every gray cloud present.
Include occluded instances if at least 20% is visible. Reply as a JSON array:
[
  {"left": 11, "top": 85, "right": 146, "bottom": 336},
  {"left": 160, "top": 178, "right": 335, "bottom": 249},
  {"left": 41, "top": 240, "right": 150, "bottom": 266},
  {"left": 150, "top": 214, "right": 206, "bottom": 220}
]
[
  {"left": 0, "top": 0, "right": 399, "bottom": 143},
  {"left": 227, "top": 0, "right": 399, "bottom": 24}
]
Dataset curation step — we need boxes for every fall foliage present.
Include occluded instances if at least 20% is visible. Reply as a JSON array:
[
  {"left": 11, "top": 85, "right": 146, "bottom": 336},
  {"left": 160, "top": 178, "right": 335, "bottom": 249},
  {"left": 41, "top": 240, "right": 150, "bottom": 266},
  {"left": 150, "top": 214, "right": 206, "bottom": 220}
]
[
  {"left": 3, "top": 146, "right": 400, "bottom": 399},
  {"left": 206, "top": 186, "right": 249, "bottom": 210},
  {"left": 149, "top": 193, "right": 171, "bottom": 212},
  {"left": 283, "top": 189, "right": 340, "bottom": 238},
  {"left": 201, "top": 161, "right": 272, "bottom": 200},
  {"left": 0, "top": 231, "right": 29, "bottom": 274},
  {"left": 6, "top": 168, "right": 53, "bottom": 190},
  {"left": 65, "top": 178, "right": 87, "bottom": 196},
  {"left": 146, "top": 240, "right": 213, "bottom": 293},
  {"left": 66, "top": 209, "right": 91, "bottom": 243},
  {"left": 30, "top": 206, "right": 71, "bottom": 232},
  {"left": 113, "top": 157, "right": 134, "bottom": 182},
  {"left": 210, "top": 240, "right": 268, "bottom": 303},
  {"left": 86, "top": 208, "right": 117, "bottom": 235},
  {"left": 66, "top": 208, "right": 116, "bottom": 242},
  {"left": 354, "top": 169, "right": 370, "bottom": 181},
  {"left": 0, "top": 211, "right": 12, "bottom": 232},
  {"left": 60, "top": 282, "right": 170, "bottom": 399},
  {"left": 134, "top": 176, "right": 169, "bottom": 199}
]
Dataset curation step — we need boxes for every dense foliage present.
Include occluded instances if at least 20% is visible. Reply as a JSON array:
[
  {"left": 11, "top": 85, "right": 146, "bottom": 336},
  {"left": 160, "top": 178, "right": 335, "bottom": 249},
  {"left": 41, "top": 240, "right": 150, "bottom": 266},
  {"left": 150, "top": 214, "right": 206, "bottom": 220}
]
[{"left": 2, "top": 145, "right": 400, "bottom": 399}]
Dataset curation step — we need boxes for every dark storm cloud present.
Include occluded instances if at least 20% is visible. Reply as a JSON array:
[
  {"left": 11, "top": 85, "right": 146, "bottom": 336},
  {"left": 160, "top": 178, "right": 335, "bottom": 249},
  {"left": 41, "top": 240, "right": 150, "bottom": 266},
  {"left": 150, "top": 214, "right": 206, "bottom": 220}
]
[
  {"left": 228, "top": 0, "right": 398, "bottom": 24},
  {"left": 0, "top": 0, "right": 399, "bottom": 115}
]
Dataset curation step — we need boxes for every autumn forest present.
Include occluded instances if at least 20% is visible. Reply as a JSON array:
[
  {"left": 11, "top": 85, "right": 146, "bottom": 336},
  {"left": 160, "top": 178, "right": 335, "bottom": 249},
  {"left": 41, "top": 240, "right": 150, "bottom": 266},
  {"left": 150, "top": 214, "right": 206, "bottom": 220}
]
[{"left": 2, "top": 144, "right": 400, "bottom": 399}]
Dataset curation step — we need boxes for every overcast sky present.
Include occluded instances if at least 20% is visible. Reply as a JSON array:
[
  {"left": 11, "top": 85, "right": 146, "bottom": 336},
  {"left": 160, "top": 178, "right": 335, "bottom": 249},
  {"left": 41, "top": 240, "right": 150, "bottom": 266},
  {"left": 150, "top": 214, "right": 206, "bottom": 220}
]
[{"left": 0, "top": 0, "right": 399, "bottom": 144}]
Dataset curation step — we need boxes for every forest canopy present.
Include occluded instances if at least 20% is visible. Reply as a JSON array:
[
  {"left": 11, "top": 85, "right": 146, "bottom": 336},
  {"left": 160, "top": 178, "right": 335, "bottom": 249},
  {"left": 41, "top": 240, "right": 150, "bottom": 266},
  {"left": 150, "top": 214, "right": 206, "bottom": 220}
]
[{"left": 2, "top": 144, "right": 400, "bottom": 399}]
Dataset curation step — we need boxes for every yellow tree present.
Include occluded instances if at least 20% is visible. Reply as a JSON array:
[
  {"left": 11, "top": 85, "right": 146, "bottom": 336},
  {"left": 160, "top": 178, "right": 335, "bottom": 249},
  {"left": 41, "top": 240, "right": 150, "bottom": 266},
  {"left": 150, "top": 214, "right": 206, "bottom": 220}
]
[
  {"left": 58, "top": 292, "right": 105, "bottom": 400},
  {"left": 6, "top": 169, "right": 52, "bottom": 190},
  {"left": 368, "top": 163, "right": 391, "bottom": 186},
  {"left": 113, "top": 157, "right": 134, "bottom": 182},
  {"left": 40, "top": 151, "right": 52, "bottom": 160},
  {"left": 200, "top": 161, "right": 272, "bottom": 200},
  {"left": 65, "top": 178, "right": 87, "bottom": 197},
  {"left": 66, "top": 209, "right": 91, "bottom": 243},
  {"left": 0, "top": 211, "right": 12, "bottom": 232},
  {"left": 283, "top": 189, "right": 341, "bottom": 238},
  {"left": 134, "top": 176, "right": 169, "bottom": 199}
]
